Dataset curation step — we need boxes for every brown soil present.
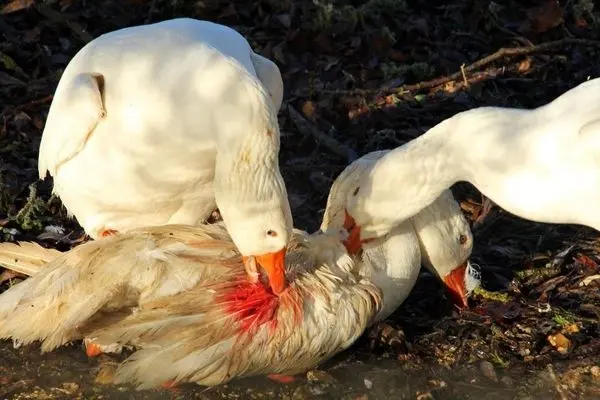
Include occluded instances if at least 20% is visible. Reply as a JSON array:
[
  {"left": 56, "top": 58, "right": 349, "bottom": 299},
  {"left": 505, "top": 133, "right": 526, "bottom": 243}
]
[{"left": 1, "top": 0, "right": 599, "bottom": 398}]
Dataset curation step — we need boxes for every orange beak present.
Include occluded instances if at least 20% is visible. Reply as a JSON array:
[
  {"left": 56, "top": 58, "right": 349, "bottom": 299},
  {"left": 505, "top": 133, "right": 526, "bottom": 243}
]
[
  {"left": 442, "top": 262, "right": 469, "bottom": 308},
  {"left": 242, "top": 249, "right": 287, "bottom": 295},
  {"left": 343, "top": 210, "right": 363, "bottom": 255}
]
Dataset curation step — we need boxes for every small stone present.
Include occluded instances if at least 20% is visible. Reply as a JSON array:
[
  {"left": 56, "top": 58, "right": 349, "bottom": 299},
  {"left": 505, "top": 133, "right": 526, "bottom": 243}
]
[
  {"left": 94, "top": 363, "right": 118, "bottom": 385},
  {"left": 590, "top": 366, "right": 600, "bottom": 377},
  {"left": 519, "top": 348, "right": 531, "bottom": 357},
  {"left": 416, "top": 391, "right": 434, "bottom": 400},
  {"left": 306, "top": 370, "right": 336, "bottom": 383},
  {"left": 500, "top": 376, "right": 514, "bottom": 386},
  {"left": 60, "top": 382, "right": 80, "bottom": 394},
  {"left": 363, "top": 378, "right": 373, "bottom": 389},
  {"left": 428, "top": 379, "right": 447, "bottom": 389},
  {"left": 479, "top": 360, "right": 498, "bottom": 382},
  {"left": 292, "top": 383, "right": 329, "bottom": 400}
]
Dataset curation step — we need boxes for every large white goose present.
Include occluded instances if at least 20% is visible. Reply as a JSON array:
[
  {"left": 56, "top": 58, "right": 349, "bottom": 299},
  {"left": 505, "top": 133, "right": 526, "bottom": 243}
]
[
  {"left": 37, "top": 18, "right": 291, "bottom": 293},
  {"left": 0, "top": 152, "right": 476, "bottom": 388},
  {"left": 342, "top": 78, "right": 600, "bottom": 248}
]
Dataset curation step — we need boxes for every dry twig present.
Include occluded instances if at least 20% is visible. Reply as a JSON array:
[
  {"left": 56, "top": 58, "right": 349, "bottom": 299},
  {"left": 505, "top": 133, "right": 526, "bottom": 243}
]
[{"left": 329, "top": 38, "right": 600, "bottom": 97}]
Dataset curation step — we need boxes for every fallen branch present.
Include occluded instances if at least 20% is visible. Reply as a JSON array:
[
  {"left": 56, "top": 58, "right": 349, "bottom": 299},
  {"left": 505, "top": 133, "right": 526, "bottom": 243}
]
[
  {"left": 330, "top": 38, "right": 600, "bottom": 97},
  {"left": 288, "top": 106, "right": 358, "bottom": 163}
]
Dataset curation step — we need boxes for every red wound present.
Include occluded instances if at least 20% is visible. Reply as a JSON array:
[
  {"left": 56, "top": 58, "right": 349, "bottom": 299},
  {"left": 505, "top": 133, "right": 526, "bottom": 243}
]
[
  {"left": 220, "top": 282, "right": 280, "bottom": 334},
  {"left": 219, "top": 282, "right": 304, "bottom": 336}
]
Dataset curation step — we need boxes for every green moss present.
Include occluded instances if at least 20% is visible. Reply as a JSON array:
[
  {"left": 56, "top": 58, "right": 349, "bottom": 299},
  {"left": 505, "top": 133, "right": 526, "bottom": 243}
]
[
  {"left": 473, "top": 287, "right": 511, "bottom": 303},
  {"left": 13, "top": 183, "right": 47, "bottom": 231}
]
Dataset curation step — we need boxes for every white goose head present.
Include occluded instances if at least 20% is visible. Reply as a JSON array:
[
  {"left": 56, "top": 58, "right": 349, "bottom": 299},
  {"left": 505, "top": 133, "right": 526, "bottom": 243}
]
[
  {"left": 321, "top": 150, "right": 478, "bottom": 309},
  {"left": 211, "top": 68, "right": 293, "bottom": 295}
]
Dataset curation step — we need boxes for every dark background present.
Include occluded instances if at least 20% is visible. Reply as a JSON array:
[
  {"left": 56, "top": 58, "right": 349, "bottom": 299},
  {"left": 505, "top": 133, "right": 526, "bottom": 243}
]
[{"left": 0, "top": 0, "right": 599, "bottom": 398}]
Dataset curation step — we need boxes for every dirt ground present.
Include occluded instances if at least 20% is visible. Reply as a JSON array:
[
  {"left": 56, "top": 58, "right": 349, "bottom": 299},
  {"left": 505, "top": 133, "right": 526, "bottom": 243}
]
[{"left": 1, "top": 0, "right": 600, "bottom": 399}]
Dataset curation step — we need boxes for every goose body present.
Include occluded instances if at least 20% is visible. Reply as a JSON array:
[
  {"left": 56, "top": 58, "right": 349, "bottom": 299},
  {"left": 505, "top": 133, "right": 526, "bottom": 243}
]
[
  {"left": 38, "top": 18, "right": 291, "bottom": 293},
  {"left": 344, "top": 78, "right": 600, "bottom": 242},
  {"left": 0, "top": 153, "right": 475, "bottom": 388}
]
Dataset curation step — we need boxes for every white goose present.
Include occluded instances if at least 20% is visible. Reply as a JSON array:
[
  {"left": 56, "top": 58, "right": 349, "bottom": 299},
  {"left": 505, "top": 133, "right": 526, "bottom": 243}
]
[
  {"left": 343, "top": 78, "right": 600, "bottom": 247},
  {"left": 320, "top": 150, "right": 477, "bottom": 314},
  {"left": 0, "top": 152, "right": 476, "bottom": 388},
  {"left": 38, "top": 18, "right": 291, "bottom": 293}
]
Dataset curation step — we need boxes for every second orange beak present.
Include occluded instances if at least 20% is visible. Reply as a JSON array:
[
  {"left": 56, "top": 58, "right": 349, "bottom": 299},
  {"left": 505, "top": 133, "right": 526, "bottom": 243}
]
[
  {"left": 343, "top": 210, "right": 363, "bottom": 255},
  {"left": 442, "top": 262, "right": 469, "bottom": 308}
]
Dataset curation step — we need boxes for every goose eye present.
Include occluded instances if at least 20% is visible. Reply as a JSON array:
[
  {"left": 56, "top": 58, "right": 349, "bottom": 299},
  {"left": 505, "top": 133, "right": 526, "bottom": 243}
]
[
  {"left": 267, "top": 230, "right": 278, "bottom": 237},
  {"left": 459, "top": 234, "right": 468, "bottom": 245},
  {"left": 352, "top": 187, "right": 360, "bottom": 196}
]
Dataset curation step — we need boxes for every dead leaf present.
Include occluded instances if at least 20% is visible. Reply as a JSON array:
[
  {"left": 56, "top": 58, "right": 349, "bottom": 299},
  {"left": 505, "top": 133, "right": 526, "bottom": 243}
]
[
  {"left": 580, "top": 274, "right": 600, "bottom": 287},
  {"left": 59, "top": 0, "right": 75, "bottom": 10},
  {"left": 22, "top": 26, "right": 41, "bottom": 43},
  {"left": 275, "top": 14, "right": 291, "bottom": 29},
  {"left": 548, "top": 332, "right": 571, "bottom": 354},
  {"left": 60, "top": 382, "right": 79, "bottom": 395},
  {"left": 0, "top": 71, "right": 24, "bottom": 86},
  {"left": 576, "top": 18, "right": 588, "bottom": 29},
  {"left": 517, "top": 58, "right": 531, "bottom": 73},
  {"left": 33, "top": 116, "right": 44, "bottom": 130},
  {"left": 218, "top": 3, "right": 237, "bottom": 19},
  {"left": 302, "top": 101, "right": 316, "bottom": 120},
  {"left": 576, "top": 254, "right": 598, "bottom": 269},
  {"left": 388, "top": 50, "right": 407, "bottom": 62},
  {"left": 563, "top": 324, "right": 580, "bottom": 334},
  {"left": 0, "top": 0, "right": 33, "bottom": 14},
  {"left": 525, "top": 0, "right": 564, "bottom": 33},
  {"left": 272, "top": 42, "right": 286, "bottom": 64},
  {"left": 416, "top": 392, "right": 434, "bottom": 400}
]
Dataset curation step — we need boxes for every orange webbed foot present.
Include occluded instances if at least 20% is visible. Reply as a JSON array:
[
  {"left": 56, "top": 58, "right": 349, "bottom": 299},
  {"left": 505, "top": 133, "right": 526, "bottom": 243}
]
[
  {"left": 161, "top": 380, "right": 182, "bottom": 393},
  {"left": 99, "top": 229, "right": 119, "bottom": 238},
  {"left": 267, "top": 374, "right": 296, "bottom": 383},
  {"left": 85, "top": 342, "right": 104, "bottom": 357}
]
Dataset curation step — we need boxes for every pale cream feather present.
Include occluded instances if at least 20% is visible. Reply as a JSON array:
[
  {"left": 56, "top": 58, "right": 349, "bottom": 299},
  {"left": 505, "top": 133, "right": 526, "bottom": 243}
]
[
  {"left": 0, "top": 224, "right": 380, "bottom": 389},
  {"left": 0, "top": 242, "right": 62, "bottom": 276}
]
